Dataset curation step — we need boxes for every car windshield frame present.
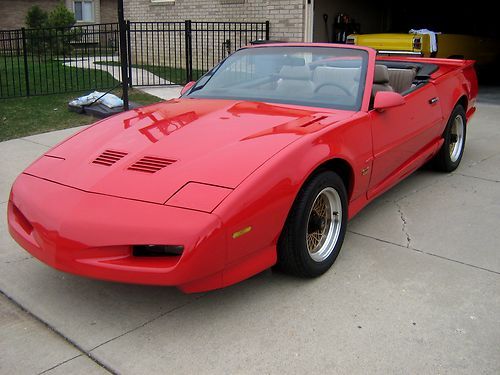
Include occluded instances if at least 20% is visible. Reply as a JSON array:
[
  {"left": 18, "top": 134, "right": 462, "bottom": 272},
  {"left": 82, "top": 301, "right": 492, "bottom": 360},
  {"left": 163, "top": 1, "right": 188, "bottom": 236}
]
[{"left": 186, "top": 45, "right": 369, "bottom": 111}]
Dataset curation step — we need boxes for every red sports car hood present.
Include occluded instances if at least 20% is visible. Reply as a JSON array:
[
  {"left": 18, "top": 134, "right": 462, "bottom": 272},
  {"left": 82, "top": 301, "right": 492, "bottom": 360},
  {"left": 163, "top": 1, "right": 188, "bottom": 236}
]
[{"left": 25, "top": 99, "right": 354, "bottom": 204}]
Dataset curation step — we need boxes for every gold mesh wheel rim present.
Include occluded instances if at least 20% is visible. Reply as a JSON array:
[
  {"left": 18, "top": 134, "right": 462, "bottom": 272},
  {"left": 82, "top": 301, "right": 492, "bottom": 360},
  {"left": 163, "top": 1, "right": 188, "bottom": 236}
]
[{"left": 306, "top": 187, "right": 342, "bottom": 262}]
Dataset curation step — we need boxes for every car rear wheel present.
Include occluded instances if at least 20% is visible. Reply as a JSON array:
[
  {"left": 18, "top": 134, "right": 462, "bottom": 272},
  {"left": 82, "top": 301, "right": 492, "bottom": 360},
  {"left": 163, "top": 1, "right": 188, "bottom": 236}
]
[
  {"left": 277, "top": 171, "right": 348, "bottom": 277},
  {"left": 433, "top": 104, "right": 466, "bottom": 172}
]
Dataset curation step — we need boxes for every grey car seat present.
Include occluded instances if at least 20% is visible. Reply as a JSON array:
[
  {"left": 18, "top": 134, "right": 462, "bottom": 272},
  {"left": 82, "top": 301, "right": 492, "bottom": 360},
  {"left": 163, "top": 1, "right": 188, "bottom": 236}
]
[
  {"left": 388, "top": 68, "right": 417, "bottom": 93},
  {"left": 372, "top": 64, "right": 394, "bottom": 96},
  {"left": 312, "top": 66, "right": 361, "bottom": 97},
  {"left": 276, "top": 65, "right": 315, "bottom": 96}
]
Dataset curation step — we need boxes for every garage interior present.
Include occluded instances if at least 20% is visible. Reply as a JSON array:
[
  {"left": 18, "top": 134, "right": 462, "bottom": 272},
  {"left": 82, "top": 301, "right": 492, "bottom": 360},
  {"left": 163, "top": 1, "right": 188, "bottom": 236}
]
[
  {"left": 312, "top": 0, "right": 499, "bottom": 42},
  {"left": 309, "top": 0, "right": 500, "bottom": 85}
]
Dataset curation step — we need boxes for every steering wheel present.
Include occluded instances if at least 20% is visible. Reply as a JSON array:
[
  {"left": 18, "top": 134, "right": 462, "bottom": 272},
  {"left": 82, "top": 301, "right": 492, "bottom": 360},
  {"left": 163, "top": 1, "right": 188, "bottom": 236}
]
[{"left": 314, "top": 82, "right": 352, "bottom": 96}]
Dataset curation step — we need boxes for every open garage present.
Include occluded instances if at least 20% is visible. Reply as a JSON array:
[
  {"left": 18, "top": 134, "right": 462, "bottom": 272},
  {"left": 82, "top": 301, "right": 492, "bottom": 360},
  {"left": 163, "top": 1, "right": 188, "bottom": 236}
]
[
  {"left": 308, "top": 1, "right": 498, "bottom": 44},
  {"left": 305, "top": 0, "right": 500, "bottom": 88}
]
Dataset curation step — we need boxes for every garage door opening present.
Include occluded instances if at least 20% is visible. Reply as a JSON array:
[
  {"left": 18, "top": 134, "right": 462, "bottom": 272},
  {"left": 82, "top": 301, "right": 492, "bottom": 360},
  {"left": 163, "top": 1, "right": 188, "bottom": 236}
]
[
  {"left": 305, "top": 0, "right": 500, "bottom": 84},
  {"left": 309, "top": 1, "right": 499, "bottom": 42},
  {"left": 310, "top": 0, "right": 387, "bottom": 44}
]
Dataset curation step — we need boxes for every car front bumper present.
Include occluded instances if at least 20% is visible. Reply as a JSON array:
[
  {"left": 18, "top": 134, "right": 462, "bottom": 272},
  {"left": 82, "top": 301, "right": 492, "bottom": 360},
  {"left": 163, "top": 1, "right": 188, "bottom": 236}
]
[{"left": 8, "top": 173, "right": 226, "bottom": 293}]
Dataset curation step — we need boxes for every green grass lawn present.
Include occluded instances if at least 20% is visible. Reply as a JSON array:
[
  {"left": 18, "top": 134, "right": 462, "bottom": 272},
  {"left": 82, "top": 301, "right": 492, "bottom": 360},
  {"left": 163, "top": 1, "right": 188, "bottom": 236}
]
[
  {"left": 0, "top": 89, "right": 162, "bottom": 142},
  {"left": 1, "top": 56, "right": 120, "bottom": 98},
  {"left": 0, "top": 55, "right": 162, "bottom": 141}
]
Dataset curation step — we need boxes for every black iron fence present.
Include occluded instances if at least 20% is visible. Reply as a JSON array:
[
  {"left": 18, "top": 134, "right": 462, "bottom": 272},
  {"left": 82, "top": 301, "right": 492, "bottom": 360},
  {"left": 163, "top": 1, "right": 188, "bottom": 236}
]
[
  {"left": 0, "top": 20, "right": 269, "bottom": 99},
  {"left": 0, "top": 24, "right": 121, "bottom": 98},
  {"left": 127, "top": 21, "right": 269, "bottom": 86}
]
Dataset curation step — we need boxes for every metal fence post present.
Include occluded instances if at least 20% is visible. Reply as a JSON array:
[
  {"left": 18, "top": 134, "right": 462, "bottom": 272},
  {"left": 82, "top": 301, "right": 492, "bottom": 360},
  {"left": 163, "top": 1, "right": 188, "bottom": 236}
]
[
  {"left": 265, "top": 21, "right": 270, "bottom": 41},
  {"left": 118, "top": 0, "right": 129, "bottom": 110},
  {"left": 126, "top": 20, "right": 133, "bottom": 88},
  {"left": 184, "top": 20, "right": 193, "bottom": 83},
  {"left": 21, "top": 28, "right": 30, "bottom": 97}
]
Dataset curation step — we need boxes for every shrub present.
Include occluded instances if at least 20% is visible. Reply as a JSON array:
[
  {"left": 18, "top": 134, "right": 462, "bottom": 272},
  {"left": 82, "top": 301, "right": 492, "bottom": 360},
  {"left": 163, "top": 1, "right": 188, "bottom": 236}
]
[
  {"left": 25, "top": 6, "right": 48, "bottom": 29},
  {"left": 24, "top": 3, "right": 78, "bottom": 56},
  {"left": 46, "top": 3, "right": 76, "bottom": 29}
]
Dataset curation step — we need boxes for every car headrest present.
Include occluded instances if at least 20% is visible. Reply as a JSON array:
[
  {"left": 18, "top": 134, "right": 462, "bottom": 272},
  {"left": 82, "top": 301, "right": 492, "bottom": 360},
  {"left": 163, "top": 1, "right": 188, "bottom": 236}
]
[
  {"left": 279, "top": 65, "right": 312, "bottom": 80},
  {"left": 374, "top": 65, "right": 390, "bottom": 84}
]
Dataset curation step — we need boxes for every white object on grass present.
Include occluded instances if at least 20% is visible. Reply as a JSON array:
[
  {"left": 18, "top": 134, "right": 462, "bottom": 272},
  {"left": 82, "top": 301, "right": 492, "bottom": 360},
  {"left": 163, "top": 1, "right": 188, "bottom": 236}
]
[{"left": 69, "top": 91, "right": 124, "bottom": 109}]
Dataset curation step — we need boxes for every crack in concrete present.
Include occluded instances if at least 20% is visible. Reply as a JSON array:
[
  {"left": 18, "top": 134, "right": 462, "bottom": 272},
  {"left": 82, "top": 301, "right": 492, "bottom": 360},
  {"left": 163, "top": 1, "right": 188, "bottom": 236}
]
[
  {"left": 0, "top": 285, "right": 208, "bottom": 374},
  {"left": 88, "top": 293, "right": 207, "bottom": 353},
  {"left": 348, "top": 230, "right": 500, "bottom": 276},
  {"left": 2, "top": 256, "right": 32, "bottom": 264},
  {"left": 0, "top": 289, "right": 116, "bottom": 375},
  {"left": 37, "top": 354, "right": 83, "bottom": 375},
  {"left": 1, "top": 281, "right": 207, "bottom": 374},
  {"left": 1, "top": 283, "right": 211, "bottom": 374},
  {"left": 464, "top": 150, "right": 500, "bottom": 168},
  {"left": 456, "top": 173, "right": 500, "bottom": 183},
  {"left": 18, "top": 137, "right": 52, "bottom": 149},
  {"left": 395, "top": 202, "right": 411, "bottom": 248}
]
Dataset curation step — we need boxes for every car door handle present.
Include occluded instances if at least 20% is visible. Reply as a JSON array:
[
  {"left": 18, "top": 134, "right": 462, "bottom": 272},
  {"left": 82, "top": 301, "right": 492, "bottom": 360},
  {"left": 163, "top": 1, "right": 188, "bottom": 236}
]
[{"left": 429, "top": 97, "right": 439, "bottom": 105}]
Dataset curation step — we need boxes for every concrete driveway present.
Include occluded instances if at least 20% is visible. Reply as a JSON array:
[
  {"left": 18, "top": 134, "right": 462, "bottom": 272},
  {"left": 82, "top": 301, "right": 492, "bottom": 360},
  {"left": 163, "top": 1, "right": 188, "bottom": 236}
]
[{"left": 1, "top": 100, "right": 499, "bottom": 374}]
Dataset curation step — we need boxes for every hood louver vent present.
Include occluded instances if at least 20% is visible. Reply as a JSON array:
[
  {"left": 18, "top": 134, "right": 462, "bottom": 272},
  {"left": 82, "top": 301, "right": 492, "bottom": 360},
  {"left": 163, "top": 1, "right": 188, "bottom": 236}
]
[
  {"left": 92, "top": 150, "right": 128, "bottom": 166},
  {"left": 128, "top": 156, "right": 176, "bottom": 173}
]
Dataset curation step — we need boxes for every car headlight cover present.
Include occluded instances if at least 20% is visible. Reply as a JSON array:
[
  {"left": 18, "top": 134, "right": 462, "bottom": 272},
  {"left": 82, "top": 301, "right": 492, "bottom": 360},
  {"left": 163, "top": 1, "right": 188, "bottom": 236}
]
[{"left": 165, "top": 182, "right": 233, "bottom": 213}]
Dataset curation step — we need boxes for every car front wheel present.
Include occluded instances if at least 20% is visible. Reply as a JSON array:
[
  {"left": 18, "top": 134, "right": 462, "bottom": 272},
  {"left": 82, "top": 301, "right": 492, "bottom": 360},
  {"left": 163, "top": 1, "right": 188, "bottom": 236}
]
[{"left": 277, "top": 171, "right": 348, "bottom": 277}]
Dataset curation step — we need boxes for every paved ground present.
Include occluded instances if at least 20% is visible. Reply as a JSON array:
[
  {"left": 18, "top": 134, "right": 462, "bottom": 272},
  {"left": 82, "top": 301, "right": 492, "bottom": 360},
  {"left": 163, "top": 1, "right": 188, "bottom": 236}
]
[
  {"left": 62, "top": 55, "right": 183, "bottom": 100},
  {"left": 1, "top": 95, "right": 499, "bottom": 374},
  {"left": 62, "top": 56, "right": 170, "bottom": 86},
  {"left": 138, "top": 85, "right": 182, "bottom": 100}
]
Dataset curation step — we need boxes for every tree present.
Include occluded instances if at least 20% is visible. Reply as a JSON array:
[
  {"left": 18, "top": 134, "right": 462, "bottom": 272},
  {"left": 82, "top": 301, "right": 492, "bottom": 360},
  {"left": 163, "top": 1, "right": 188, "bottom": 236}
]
[
  {"left": 25, "top": 6, "right": 48, "bottom": 29},
  {"left": 46, "top": 2, "right": 76, "bottom": 29},
  {"left": 24, "top": 2, "right": 78, "bottom": 55}
]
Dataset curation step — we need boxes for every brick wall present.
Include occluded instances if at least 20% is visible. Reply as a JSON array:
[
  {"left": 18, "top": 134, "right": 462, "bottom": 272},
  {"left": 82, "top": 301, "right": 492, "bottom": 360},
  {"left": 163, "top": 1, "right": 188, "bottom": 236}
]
[
  {"left": 0, "top": 0, "right": 59, "bottom": 30},
  {"left": 124, "top": 0, "right": 305, "bottom": 42},
  {"left": 100, "top": 0, "right": 118, "bottom": 24}
]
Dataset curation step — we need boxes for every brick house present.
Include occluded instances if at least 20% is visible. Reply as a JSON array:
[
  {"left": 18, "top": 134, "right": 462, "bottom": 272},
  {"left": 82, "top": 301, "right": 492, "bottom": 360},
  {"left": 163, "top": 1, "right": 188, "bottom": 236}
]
[
  {"left": 0, "top": 0, "right": 117, "bottom": 30},
  {"left": 121, "top": 0, "right": 498, "bottom": 44},
  {"left": 124, "top": 0, "right": 304, "bottom": 42},
  {"left": 119, "top": 0, "right": 392, "bottom": 81},
  {"left": 123, "top": 0, "right": 389, "bottom": 43}
]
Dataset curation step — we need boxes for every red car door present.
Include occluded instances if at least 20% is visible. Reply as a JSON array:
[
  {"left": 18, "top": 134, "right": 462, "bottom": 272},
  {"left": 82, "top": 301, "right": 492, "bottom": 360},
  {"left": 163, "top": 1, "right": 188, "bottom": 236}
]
[{"left": 367, "top": 83, "right": 443, "bottom": 198}]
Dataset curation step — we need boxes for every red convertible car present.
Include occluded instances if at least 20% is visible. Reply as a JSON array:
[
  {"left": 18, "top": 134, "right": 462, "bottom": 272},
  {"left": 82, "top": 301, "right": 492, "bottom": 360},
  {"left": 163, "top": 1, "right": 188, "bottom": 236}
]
[{"left": 8, "top": 44, "right": 477, "bottom": 293}]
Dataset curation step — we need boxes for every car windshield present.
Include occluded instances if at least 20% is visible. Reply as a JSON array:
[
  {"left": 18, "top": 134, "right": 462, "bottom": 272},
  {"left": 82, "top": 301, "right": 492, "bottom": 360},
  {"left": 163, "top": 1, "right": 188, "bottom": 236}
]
[{"left": 187, "top": 46, "right": 368, "bottom": 111}]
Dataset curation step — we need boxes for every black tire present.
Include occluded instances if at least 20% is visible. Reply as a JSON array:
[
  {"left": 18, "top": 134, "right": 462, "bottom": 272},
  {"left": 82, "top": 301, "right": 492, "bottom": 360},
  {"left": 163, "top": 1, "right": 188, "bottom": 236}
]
[
  {"left": 276, "top": 171, "right": 348, "bottom": 277},
  {"left": 432, "top": 104, "right": 467, "bottom": 172}
]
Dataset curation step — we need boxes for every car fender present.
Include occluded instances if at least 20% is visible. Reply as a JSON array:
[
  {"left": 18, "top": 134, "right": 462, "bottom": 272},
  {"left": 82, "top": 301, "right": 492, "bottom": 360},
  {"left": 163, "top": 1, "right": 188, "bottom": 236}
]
[
  {"left": 213, "top": 112, "right": 372, "bottom": 287},
  {"left": 432, "top": 62, "right": 477, "bottom": 125}
]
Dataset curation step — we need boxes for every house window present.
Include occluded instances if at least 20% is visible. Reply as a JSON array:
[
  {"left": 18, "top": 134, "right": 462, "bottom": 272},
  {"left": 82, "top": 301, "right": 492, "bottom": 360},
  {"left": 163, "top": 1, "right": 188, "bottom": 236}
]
[{"left": 74, "top": 0, "right": 94, "bottom": 22}]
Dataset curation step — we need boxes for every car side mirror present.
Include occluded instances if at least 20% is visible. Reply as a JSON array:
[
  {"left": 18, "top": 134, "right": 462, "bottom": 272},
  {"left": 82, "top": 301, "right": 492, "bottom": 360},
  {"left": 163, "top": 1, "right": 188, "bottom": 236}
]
[
  {"left": 180, "top": 81, "right": 196, "bottom": 96},
  {"left": 373, "top": 91, "right": 406, "bottom": 111}
]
